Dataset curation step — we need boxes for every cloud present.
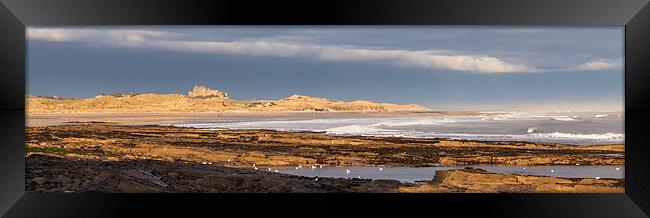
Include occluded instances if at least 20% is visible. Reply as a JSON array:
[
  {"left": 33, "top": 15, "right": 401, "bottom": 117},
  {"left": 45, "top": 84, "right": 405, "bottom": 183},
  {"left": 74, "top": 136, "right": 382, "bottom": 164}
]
[
  {"left": 28, "top": 28, "right": 617, "bottom": 74},
  {"left": 28, "top": 28, "right": 177, "bottom": 43},
  {"left": 577, "top": 58, "right": 622, "bottom": 71}
]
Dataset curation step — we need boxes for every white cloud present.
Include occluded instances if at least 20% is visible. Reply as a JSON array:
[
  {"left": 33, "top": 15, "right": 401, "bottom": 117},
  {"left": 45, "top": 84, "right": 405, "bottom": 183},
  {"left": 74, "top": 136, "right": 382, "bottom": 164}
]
[
  {"left": 577, "top": 58, "right": 622, "bottom": 71},
  {"left": 29, "top": 28, "right": 621, "bottom": 74}
]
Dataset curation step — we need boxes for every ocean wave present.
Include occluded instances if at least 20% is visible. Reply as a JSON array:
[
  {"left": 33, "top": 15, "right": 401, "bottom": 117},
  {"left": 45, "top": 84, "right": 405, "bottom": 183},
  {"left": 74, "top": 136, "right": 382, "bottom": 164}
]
[
  {"left": 168, "top": 113, "right": 622, "bottom": 145},
  {"left": 528, "top": 132, "right": 624, "bottom": 140},
  {"left": 369, "top": 117, "right": 458, "bottom": 127},
  {"left": 324, "top": 125, "right": 404, "bottom": 136},
  {"left": 526, "top": 127, "right": 538, "bottom": 133},
  {"left": 550, "top": 117, "right": 579, "bottom": 121}
]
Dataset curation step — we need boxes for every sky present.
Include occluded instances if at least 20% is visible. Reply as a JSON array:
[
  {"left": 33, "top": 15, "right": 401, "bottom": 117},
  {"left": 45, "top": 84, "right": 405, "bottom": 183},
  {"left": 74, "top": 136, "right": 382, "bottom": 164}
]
[{"left": 27, "top": 26, "right": 624, "bottom": 111}]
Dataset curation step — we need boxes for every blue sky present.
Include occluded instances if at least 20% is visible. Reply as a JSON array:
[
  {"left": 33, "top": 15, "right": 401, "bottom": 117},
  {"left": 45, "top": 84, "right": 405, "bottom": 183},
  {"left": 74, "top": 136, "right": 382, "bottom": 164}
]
[{"left": 27, "top": 27, "right": 623, "bottom": 111}]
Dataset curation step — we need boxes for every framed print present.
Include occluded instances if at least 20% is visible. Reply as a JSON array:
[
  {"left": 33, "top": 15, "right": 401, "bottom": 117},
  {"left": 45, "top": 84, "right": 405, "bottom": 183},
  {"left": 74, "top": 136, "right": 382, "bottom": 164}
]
[{"left": 1, "top": 0, "right": 650, "bottom": 217}]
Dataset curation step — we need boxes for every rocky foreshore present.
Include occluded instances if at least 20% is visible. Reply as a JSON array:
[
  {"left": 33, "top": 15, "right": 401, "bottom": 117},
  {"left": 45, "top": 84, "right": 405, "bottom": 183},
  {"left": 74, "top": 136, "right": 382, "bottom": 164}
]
[
  {"left": 25, "top": 123, "right": 625, "bottom": 193},
  {"left": 26, "top": 124, "right": 624, "bottom": 167},
  {"left": 26, "top": 153, "right": 623, "bottom": 193}
]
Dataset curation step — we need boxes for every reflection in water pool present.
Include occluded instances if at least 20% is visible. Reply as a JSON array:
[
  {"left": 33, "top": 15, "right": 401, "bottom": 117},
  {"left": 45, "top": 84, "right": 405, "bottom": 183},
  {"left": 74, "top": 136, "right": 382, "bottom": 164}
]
[{"left": 274, "top": 165, "right": 624, "bottom": 183}]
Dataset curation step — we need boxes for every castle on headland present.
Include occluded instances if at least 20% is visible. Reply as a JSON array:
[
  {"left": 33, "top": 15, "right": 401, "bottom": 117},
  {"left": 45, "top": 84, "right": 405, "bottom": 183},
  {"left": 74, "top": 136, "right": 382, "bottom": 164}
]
[{"left": 187, "top": 85, "right": 229, "bottom": 99}]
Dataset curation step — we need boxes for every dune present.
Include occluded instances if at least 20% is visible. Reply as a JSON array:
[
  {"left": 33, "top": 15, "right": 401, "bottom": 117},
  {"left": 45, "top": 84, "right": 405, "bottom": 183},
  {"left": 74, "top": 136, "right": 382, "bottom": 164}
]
[{"left": 27, "top": 86, "right": 429, "bottom": 114}]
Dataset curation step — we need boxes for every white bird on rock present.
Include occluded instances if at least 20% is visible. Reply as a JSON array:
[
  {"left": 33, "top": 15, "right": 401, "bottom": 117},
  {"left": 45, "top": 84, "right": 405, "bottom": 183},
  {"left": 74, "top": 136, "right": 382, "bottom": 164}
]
[{"left": 346, "top": 169, "right": 351, "bottom": 175}]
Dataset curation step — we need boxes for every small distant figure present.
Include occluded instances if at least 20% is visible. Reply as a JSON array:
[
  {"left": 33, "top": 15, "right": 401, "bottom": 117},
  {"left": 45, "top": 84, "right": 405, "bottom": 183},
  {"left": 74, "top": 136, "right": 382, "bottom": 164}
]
[
  {"left": 268, "top": 168, "right": 272, "bottom": 171},
  {"left": 254, "top": 167, "right": 258, "bottom": 170},
  {"left": 227, "top": 159, "right": 231, "bottom": 162},
  {"left": 616, "top": 167, "right": 620, "bottom": 171},
  {"left": 295, "top": 166, "right": 299, "bottom": 170},
  {"left": 275, "top": 169, "right": 279, "bottom": 173},
  {"left": 298, "top": 165, "right": 303, "bottom": 168},
  {"left": 252, "top": 164, "right": 256, "bottom": 167},
  {"left": 595, "top": 177, "right": 601, "bottom": 180},
  {"left": 311, "top": 166, "right": 316, "bottom": 169},
  {"left": 314, "top": 177, "right": 319, "bottom": 182},
  {"left": 202, "top": 162, "right": 207, "bottom": 165},
  {"left": 576, "top": 163, "right": 580, "bottom": 166},
  {"left": 379, "top": 167, "right": 383, "bottom": 171},
  {"left": 319, "top": 165, "right": 323, "bottom": 168},
  {"left": 550, "top": 169, "right": 554, "bottom": 173},
  {"left": 346, "top": 169, "right": 351, "bottom": 175}
]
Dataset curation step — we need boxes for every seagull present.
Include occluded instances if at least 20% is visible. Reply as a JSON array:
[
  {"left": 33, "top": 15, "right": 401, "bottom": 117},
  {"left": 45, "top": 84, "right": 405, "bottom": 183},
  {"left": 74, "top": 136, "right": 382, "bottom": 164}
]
[
  {"left": 616, "top": 167, "right": 620, "bottom": 171},
  {"left": 208, "top": 162, "right": 213, "bottom": 165},
  {"left": 295, "top": 167, "right": 299, "bottom": 170},
  {"left": 379, "top": 167, "right": 383, "bottom": 171},
  {"left": 346, "top": 169, "right": 351, "bottom": 174},
  {"left": 252, "top": 164, "right": 256, "bottom": 167},
  {"left": 595, "top": 177, "right": 601, "bottom": 180},
  {"left": 550, "top": 169, "right": 554, "bottom": 173},
  {"left": 202, "top": 162, "right": 207, "bottom": 165},
  {"left": 315, "top": 177, "right": 319, "bottom": 181},
  {"left": 254, "top": 167, "right": 258, "bottom": 170},
  {"left": 311, "top": 166, "right": 317, "bottom": 169},
  {"left": 268, "top": 168, "right": 272, "bottom": 171},
  {"left": 227, "top": 159, "right": 231, "bottom": 162},
  {"left": 319, "top": 165, "right": 323, "bottom": 168},
  {"left": 523, "top": 167, "right": 526, "bottom": 170},
  {"left": 275, "top": 169, "right": 279, "bottom": 173},
  {"left": 576, "top": 163, "right": 580, "bottom": 166},
  {"left": 357, "top": 176, "right": 361, "bottom": 179},
  {"left": 298, "top": 165, "right": 303, "bottom": 168}
]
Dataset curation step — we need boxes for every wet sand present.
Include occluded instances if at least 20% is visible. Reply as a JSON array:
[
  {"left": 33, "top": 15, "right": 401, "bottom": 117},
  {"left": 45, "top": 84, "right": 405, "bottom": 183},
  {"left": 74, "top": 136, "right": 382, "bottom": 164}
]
[{"left": 26, "top": 111, "right": 489, "bottom": 127}]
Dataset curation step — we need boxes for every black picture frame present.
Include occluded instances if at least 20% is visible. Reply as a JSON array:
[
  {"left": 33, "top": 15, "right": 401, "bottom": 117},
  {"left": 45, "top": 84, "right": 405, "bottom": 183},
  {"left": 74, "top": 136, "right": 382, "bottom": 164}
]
[{"left": 1, "top": 0, "right": 650, "bottom": 217}]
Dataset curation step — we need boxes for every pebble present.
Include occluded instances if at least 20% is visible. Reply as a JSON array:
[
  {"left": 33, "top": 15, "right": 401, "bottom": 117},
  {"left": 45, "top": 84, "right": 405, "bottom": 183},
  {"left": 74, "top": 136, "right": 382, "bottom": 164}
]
[{"left": 32, "top": 177, "right": 46, "bottom": 185}]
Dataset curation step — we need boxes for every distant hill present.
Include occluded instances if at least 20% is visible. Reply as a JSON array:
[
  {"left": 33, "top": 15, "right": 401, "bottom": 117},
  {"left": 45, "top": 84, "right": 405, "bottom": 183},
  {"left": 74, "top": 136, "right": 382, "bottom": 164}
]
[{"left": 26, "top": 86, "right": 429, "bottom": 114}]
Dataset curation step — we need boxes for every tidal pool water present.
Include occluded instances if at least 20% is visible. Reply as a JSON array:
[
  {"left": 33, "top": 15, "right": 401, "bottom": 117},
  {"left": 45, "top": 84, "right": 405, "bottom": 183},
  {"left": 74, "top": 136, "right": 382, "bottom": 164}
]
[{"left": 274, "top": 165, "right": 624, "bottom": 183}]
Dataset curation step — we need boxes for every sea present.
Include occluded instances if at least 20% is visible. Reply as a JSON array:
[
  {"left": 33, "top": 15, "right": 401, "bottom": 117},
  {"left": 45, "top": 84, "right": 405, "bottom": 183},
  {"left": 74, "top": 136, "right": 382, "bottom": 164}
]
[{"left": 169, "top": 111, "right": 624, "bottom": 145}]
